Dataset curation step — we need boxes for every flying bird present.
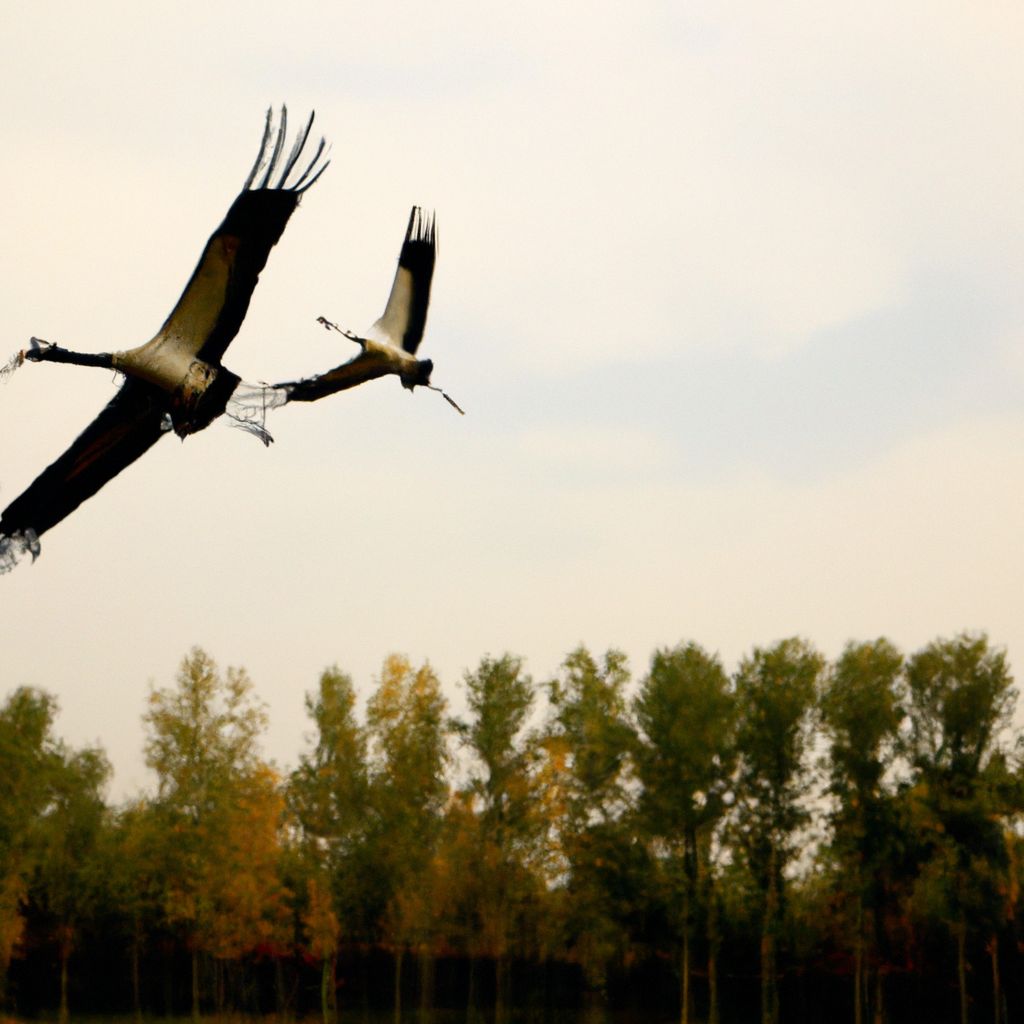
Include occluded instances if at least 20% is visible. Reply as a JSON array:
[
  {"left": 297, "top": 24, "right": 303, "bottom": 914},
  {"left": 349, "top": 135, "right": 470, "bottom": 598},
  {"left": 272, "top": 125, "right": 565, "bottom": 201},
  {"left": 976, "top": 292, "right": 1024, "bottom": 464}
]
[
  {"left": 0, "top": 107, "right": 330, "bottom": 572},
  {"left": 266, "top": 205, "right": 461, "bottom": 413}
]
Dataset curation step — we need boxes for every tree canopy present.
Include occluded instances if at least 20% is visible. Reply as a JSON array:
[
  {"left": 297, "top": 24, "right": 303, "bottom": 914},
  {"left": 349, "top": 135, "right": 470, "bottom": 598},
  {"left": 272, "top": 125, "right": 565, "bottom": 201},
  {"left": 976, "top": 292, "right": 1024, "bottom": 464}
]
[{"left": 3, "top": 632, "right": 1023, "bottom": 1024}]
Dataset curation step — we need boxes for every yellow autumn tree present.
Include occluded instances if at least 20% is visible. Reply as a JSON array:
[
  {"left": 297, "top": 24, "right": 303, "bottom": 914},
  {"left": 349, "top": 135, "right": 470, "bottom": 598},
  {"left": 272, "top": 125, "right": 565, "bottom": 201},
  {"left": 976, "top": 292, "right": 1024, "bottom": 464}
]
[{"left": 144, "top": 648, "right": 285, "bottom": 1019}]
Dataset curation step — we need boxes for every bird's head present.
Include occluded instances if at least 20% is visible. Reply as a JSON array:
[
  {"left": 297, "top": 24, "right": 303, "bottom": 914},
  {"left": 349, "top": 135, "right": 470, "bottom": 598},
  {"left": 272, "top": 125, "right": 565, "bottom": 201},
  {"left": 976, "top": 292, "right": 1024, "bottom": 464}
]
[{"left": 402, "top": 358, "right": 434, "bottom": 391}]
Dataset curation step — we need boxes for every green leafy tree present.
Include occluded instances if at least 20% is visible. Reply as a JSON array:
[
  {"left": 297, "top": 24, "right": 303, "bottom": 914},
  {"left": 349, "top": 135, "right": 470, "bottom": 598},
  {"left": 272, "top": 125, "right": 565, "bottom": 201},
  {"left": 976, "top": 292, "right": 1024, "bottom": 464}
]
[
  {"left": 0, "top": 688, "right": 64, "bottom": 1008},
  {"left": 731, "top": 637, "right": 824, "bottom": 1024},
  {"left": 634, "top": 642, "right": 736, "bottom": 1024},
  {"left": 820, "top": 638, "right": 904, "bottom": 1024},
  {"left": 31, "top": 744, "right": 111, "bottom": 1024},
  {"left": 454, "top": 654, "right": 543, "bottom": 1021},
  {"left": 107, "top": 798, "right": 167, "bottom": 1023},
  {"left": 903, "top": 633, "right": 1016, "bottom": 1024},
  {"left": 545, "top": 646, "right": 637, "bottom": 1006}
]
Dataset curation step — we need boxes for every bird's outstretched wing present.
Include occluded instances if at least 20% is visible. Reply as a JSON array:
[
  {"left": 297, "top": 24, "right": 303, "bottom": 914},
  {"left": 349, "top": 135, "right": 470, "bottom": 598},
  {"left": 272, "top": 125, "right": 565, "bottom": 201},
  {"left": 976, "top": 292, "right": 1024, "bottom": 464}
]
[
  {"left": 0, "top": 380, "right": 169, "bottom": 572},
  {"left": 366, "top": 207, "right": 437, "bottom": 354},
  {"left": 151, "top": 106, "right": 330, "bottom": 367}
]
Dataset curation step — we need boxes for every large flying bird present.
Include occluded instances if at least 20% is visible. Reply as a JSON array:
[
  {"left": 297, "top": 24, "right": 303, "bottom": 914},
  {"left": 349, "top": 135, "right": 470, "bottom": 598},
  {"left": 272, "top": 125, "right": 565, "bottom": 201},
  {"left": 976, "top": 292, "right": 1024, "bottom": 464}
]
[{"left": 0, "top": 107, "right": 330, "bottom": 573}]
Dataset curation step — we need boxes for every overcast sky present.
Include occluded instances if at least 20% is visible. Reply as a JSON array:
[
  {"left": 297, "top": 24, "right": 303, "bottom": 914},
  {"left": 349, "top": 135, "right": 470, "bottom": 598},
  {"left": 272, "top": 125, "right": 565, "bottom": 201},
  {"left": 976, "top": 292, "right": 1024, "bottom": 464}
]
[{"left": 2, "top": 1, "right": 1023, "bottom": 798}]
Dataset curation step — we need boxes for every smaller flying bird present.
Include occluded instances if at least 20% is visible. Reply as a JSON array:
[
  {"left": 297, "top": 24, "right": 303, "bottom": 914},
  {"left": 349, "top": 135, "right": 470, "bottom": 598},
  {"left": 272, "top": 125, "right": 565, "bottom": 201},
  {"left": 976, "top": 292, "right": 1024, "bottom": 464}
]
[{"left": 267, "top": 206, "right": 463, "bottom": 413}]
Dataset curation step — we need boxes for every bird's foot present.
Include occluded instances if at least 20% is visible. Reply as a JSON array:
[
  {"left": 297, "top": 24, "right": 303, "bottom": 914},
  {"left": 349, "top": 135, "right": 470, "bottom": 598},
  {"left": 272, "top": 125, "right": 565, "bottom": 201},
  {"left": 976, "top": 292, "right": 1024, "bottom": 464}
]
[{"left": 316, "top": 317, "right": 366, "bottom": 347}]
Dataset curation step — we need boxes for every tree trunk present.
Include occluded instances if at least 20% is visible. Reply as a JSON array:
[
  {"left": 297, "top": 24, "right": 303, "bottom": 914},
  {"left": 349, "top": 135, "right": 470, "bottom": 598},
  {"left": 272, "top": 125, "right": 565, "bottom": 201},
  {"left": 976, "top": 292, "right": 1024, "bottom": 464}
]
[
  {"left": 275, "top": 955, "right": 289, "bottom": 1019},
  {"left": 58, "top": 937, "right": 70, "bottom": 1024},
  {"left": 465, "top": 954, "right": 476, "bottom": 1024},
  {"left": 761, "top": 849, "right": 780, "bottom": 1024},
  {"left": 956, "top": 919, "right": 967, "bottom": 1024},
  {"left": 418, "top": 946, "right": 434, "bottom": 1024},
  {"left": 393, "top": 947, "right": 404, "bottom": 1024},
  {"left": 761, "top": 930, "right": 777, "bottom": 1024},
  {"left": 131, "top": 921, "right": 142, "bottom": 1024},
  {"left": 0, "top": 870, "right": 25, "bottom": 1013},
  {"left": 854, "top": 897, "right": 863, "bottom": 1024},
  {"left": 495, "top": 955, "right": 509, "bottom": 1024},
  {"left": 583, "top": 984, "right": 610, "bottom": 1024},
  {"left": 707, "top": 875, "right": 721, "bottom": 1024},
  {"left": 681, "top": 828, "right": 697, "bottom": 1024},
  {"left": 360, "top": 947, "right": 371, "bottom": 1024},
  {"left": 214, "top": 957, "right": 225, "bottom": 1015},
  {"left": 191, "top": 947, "right": 201, "bottom": 1024},
  {"left": 163, "top": 947, "right": 174, "bottom": 1016},
  {"left": 988, "top": 934, "right": 1000, "bottom": 1024},
  {"left": 681, "top": 929, "right": 691, "bottom": 1024},
  {"left": 873, "top": 964, "right": 885, "bottom": 1024},
  {"left": 321, "top": 954, "right": 337, "bottom": 1024}
]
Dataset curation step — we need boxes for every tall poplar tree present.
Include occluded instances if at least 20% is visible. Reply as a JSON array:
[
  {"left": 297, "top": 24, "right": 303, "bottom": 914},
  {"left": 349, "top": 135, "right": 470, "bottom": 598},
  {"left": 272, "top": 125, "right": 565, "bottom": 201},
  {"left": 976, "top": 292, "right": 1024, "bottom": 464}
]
[
  {"left": 290, "top": 665, "right": 370, "bottom": 1023},
  {"left": 545, "top": 646, "right": 638, "bottom": 1004},
  {"left": 634, "top": 642, "right": 736, "bottom": 1024},
  {"left": 0, "top": 688, "right": 63, "bottom": 1008},
  {"left": 364, "top": 654, "right": 449, "bottom": 1023},
  {"left": 456, "top": 653, "right": 541, "bottom": 1021},
  {"left": 143, "top": 647, "right": 279, "bottom": 1020},
  {"left": 33, "top": 745, "right": 111, "bottom": 1024},
  {"left": 820, "top": 638, "right": 904, "bottom": 1024},
  {"left": 732, "top": 637, "right": 823, "bottom": 1024},
  {"left": 903, "top": 633, "right": 1016, "bottom": 1024}
]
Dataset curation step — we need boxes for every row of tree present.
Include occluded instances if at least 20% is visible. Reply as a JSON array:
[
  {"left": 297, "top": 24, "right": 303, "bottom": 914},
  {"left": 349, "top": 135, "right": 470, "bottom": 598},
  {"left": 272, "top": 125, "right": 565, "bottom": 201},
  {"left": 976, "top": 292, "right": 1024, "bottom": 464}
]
[{"left": 2, "top": 632, "right": 1022, "bottom": 1024}]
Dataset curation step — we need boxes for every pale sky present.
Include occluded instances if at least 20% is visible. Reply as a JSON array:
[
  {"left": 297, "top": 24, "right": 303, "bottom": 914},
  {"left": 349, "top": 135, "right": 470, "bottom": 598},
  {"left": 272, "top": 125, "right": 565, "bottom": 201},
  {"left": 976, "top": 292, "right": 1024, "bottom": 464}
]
[{"left": 2, "top": 1, "right": 1023, "bottom": 799}]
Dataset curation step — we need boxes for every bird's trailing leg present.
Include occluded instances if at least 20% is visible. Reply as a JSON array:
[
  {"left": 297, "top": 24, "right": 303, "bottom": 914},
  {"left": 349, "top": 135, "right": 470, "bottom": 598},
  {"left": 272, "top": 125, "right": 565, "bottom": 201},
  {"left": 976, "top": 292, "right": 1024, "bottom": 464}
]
[{"left": 424, "top": 382, "right": 465, "bottom": 415}]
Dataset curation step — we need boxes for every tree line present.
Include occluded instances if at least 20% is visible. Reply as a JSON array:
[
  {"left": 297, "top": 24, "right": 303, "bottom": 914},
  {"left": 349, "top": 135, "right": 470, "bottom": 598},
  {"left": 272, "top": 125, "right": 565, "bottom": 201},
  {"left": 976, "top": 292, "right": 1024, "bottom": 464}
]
[{"left": 1, "top": 632, "right": 1022, "bottom": 1024}]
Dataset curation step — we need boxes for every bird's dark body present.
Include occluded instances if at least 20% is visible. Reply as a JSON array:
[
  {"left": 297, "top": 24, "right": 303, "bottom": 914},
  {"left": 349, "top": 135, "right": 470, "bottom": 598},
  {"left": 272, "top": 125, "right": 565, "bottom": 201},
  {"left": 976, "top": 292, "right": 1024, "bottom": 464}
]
[{"left": 170, "top": 361, "right": 242, "bottom": 436}]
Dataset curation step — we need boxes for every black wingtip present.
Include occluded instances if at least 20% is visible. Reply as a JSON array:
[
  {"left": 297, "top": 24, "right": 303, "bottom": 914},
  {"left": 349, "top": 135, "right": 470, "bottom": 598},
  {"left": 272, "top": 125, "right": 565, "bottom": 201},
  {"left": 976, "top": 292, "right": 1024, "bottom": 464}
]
[
  {"left": 398, "top": 207, "right": 438, "bottom": 274},
  {"left": 242, "top": 107, "right": 275, "bottom": 192},
  {"left": 406, "top": 206, "right": 437, "bottom": 246},
  {"left": 256, "top": 104, "right": 288, "bottom": 190},
  {"left": 289, "top": 134, "right": 330, "bottom": 193},
  {"left": 243, "top": 106, "right": 329, "bottom": 195},
  {"left": 277, "top": 109, "right": 315, "bottom": 188}
]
